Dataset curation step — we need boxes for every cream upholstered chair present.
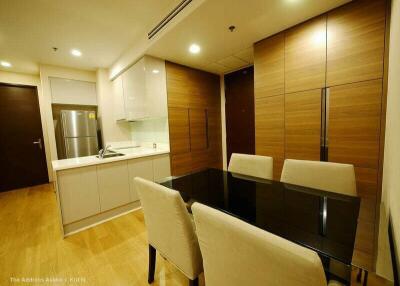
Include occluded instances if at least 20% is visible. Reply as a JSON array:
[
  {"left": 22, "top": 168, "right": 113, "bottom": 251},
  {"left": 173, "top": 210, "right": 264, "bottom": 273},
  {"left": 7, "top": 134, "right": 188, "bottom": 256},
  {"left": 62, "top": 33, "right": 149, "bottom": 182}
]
[
  {"left": 228, "top": 153, "right": 273, "bottom": 180},
  {"left": 134, "top": 177, "right": 202, "bottom": 286},
  {"left": 280, "top": 159, "right": 357, "bottom": 196},
  {"left": 191, "top": 202, "right": 342, "bottom": 286}
]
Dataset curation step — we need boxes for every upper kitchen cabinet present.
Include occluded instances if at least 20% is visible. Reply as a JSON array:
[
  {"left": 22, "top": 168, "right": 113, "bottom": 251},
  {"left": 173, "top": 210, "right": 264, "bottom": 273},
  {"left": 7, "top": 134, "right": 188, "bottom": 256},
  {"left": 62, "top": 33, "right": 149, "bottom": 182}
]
[
  {"left": 112, "top": 76, "right": 125, "bottom": 121},
  {"left": 50, "top": 77, "right": 97, "bottom": 105},
  {"left": 285, "top": 16, "right": 327, "bottom": 94},
  {"left": 326, "top": 0, "right": 386, "bottom": 87},
  {"left": 254, "top": 33, "right": 285, "bottom": 98},
  {"left": 115, "top": 56, "right": 168, "bottom": 121}
]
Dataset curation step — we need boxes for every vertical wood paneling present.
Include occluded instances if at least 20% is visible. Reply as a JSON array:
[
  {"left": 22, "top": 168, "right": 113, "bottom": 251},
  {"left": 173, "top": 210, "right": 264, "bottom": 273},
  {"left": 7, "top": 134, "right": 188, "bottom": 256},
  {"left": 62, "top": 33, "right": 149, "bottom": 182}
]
[
  {"left": 166, "top": 62, "right": 222, "bottom": 176},
  {"left": 255, "top": 95, "right": 285, "bottom": 181},
  {"left": 285, "top": 16, "right": 327, "bottom": 93},
  {"left": 285, "top": 89, "right": 322, "bottom": 161},
  {"left": 168, "top": 107, "right": 190, "bottom": 155},
  {"left": 327, "top": 0, "right": 386, "bottom": 87},
  {"left": 254, "top": 34, "right": 285, "bottom": 98},
  {"left": 328, "top": 80, "right": 382, "bottom": 169}
]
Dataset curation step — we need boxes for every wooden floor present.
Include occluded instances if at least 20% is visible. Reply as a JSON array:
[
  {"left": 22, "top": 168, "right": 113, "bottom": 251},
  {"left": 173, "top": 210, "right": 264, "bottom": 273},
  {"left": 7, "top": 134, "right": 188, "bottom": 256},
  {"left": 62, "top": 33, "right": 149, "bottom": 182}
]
[{"left": 0, "top": 184, "right": 393, "bottom": 286}]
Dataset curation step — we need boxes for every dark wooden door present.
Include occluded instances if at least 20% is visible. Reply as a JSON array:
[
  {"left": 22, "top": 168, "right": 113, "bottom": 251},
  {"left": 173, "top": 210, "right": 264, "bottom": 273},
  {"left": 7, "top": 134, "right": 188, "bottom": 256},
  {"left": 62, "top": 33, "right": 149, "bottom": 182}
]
[
  {"left": 225, "top": 66, "right": 255, "bottom": 164},
  {"left": 0, "top": 84, "right": 48, "bottom": 191}
]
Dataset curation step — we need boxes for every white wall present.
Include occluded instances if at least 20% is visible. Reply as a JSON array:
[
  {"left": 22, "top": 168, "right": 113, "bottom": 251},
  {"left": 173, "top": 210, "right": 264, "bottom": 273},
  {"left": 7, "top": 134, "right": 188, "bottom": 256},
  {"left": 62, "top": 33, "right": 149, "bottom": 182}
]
[
  {"left": 376, "top": 0, "right": 400, "bottom": 279},
  {"left": 39, "top": 65, "right": 97, "bottom": 180},
  {"left": 96, "top": 69, "right": 131, "bottom": 145},
  {"left": 0, "top": 71, "right": 53, "bottom": 180}
]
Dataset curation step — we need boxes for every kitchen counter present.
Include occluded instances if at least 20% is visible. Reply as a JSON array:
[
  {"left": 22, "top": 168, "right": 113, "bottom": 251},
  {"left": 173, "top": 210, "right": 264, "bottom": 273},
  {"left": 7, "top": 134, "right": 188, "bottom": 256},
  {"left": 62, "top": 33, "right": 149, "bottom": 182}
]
[{"left": 52, "top": 146, "right": 169, "bottom": 171}]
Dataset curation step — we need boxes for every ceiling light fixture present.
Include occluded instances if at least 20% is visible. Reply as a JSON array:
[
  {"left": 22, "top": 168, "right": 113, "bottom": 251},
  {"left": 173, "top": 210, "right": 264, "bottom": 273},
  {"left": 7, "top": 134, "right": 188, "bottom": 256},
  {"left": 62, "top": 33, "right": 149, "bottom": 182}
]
[
  {"left": 0, "top": 61, "right": 12, "bottom": 68},
  {"left": 152, "top": 69, "right": 160, "bottom": 74},
  {"left": 71, "top": 49, "right": 82, "bottom": 57},
  {"left": 189, "top": 44, "right": 201, "bottom": 54}
]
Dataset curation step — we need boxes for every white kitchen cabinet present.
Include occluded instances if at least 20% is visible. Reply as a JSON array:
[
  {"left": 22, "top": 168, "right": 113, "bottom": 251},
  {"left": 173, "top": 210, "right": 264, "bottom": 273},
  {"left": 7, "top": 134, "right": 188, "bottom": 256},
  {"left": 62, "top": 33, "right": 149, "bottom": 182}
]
[
  {"left": 97, "top": 161, "right": 131, "bottom": 212},
  {"left": 57, "top": 166, "right": 100, "bottom": 224},
  {"left": 153, "top": 154, "right": 171, "bottom": 181},
  {"left": 116, "top": 56, "right": 168, "bottom": 121},
  {"left": 128, "top": 158, "right": 154, "bottom": 202},
  {"left": 50, "top": 77, "right": 97, "bottom": 105},
  {"left": 112, "top": 76, "right": 126, "bottom": 121}
]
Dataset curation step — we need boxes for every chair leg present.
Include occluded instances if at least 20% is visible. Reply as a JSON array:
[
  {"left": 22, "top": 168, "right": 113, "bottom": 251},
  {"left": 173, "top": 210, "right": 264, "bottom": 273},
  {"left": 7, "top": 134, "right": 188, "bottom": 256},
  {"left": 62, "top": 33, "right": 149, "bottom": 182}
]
[
  {"left": 363, "top": 270, "right": 369, "bottom": 286},
  {"left": 189, "top": 277, "right": 199, "bottom": 286},
  {"left": 357, "top": 268, "right": 362, "bottom": 282},
  {"left": 148, "top": 245, "right": 156, "bottom": 284}
]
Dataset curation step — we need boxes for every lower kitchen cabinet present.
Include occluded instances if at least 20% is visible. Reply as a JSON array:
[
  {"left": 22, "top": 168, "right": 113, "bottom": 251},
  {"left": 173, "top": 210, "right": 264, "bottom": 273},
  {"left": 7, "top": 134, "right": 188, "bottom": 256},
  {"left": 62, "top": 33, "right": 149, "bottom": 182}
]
[
  {"left": 153, "top": 154, "right": 171, "bottom": 181},
  {"left": 57, "top": 165, "right": 100, "bottom": 224},
  {"left": 128, "top": 158, "right": 154, "bottom": 202},
  {"left": 97, "top": 161, "right": 131, "bottom": 212}
]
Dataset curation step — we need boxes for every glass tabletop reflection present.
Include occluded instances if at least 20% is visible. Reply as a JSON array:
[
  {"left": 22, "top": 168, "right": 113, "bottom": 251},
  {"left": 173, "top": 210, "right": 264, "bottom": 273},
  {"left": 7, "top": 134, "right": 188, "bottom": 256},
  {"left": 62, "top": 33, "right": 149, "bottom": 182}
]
[{"left": 160, "top": 168, "right": 360, "bottom": 267}]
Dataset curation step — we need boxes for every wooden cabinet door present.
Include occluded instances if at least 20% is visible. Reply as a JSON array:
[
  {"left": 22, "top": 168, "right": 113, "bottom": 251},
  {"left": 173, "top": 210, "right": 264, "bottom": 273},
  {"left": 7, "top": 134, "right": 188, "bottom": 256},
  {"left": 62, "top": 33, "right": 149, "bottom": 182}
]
[
  {"left": 327, "top": 0, "right": 386, "bottom": 87},
  {"left": 327, "top": 79, "right": 382, "bottom": 168},
  {"left": 97, "top": 161, "right": 131, "bottom": 212},
  {"left": 285, "top": 16, "right": 327, "bottom": 93},
  {"left": 254, "top": 33, "right": 285, "bottom": 98},
  {"left": 128, "top": 158, "right": 154, "bottom": 202},
  {"left": 255, "top": 95, "right": 285, "bottom": 179},
  {"left": 57, "top": 166, "right": 100, "bottom": 224},
  {"left": 189, "top": 108, "right": 208, "bottom": 151},
  {"left": 285, "top": 89, "right": 322, "bottom": 161},
  {"left": 168, "top": 107, "right": 190, "bottom": 154}
]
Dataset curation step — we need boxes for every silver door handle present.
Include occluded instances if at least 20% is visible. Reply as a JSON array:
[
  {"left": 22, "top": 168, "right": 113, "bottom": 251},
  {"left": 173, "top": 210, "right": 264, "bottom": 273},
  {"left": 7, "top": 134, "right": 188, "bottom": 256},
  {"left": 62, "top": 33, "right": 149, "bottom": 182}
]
[{"left": 33, "top": 138, "right": 43, "bottom": 150}]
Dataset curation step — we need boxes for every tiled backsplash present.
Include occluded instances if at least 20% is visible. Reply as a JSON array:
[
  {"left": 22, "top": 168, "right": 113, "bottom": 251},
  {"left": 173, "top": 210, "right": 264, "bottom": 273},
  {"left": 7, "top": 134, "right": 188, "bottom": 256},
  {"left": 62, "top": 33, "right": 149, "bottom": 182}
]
[{"left": 130, "top": 117, "right": 170, "bottom": 145}]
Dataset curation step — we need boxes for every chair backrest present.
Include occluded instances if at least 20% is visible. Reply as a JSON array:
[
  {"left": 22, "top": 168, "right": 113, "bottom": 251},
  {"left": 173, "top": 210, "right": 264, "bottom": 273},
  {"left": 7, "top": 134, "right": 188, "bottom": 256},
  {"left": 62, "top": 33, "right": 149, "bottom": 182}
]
[
  {"left": 192, "top": 202, "right": 327, "bottom": 286},
  {"left": 228, "top": 153, "right": 273, "bottom": 180},
  {"left": 280, "top": 159, "right": 357, "bottom": 196},
  {"left": 134, "top": 177, "right": 202, "bottom": 279}
]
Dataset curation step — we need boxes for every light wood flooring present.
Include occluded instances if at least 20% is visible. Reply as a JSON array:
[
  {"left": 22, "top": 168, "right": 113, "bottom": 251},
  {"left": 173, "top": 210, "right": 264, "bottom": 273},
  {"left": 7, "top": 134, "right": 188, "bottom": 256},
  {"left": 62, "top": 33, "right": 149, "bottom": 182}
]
[{"left": 0, "top": 184, "right": 393, "bottom": 286}]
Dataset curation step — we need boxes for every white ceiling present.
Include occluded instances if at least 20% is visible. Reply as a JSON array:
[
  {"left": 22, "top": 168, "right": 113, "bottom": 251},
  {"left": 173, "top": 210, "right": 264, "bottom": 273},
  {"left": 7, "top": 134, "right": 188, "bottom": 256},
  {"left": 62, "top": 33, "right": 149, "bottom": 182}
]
[
  {"left": 0, "top": 0, "right": 180, "bottom": 74},
  {"left": 0, "top": 0, "right": 351, "bottom": 76},
  {"left": 147, "top": 0, "right": 351, "bottom": 74}
]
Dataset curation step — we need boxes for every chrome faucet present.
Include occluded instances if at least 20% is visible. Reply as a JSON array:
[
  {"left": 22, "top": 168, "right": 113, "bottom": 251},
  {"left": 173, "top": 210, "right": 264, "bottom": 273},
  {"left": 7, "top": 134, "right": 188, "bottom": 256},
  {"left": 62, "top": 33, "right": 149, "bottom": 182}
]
[{"left": 98, "top": 145, "right": 111, "bottom": 159}]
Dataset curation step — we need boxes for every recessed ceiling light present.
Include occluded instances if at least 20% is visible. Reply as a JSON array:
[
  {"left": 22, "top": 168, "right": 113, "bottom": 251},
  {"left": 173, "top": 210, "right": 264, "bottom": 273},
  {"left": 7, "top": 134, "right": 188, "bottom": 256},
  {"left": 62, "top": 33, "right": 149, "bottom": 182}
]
[
  {"left": 1, "top": 61, "right": 12, "bottom": 68},
  {"left": 71, "top": 49, "right": 82, "bottom": 57},
  {"left": 152, "top": 69, "right": 160, "bottom": 74},
  {"left": 189, "top": 44, "right": 201, "bottom": 54}
]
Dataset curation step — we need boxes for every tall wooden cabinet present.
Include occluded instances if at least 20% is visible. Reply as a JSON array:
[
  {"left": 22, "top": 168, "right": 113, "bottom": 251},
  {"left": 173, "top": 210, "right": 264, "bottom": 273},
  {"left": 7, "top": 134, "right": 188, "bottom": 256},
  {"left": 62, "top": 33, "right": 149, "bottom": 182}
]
[
  {"left": 254, "top": 0, "right": 387, "bottom": 270},
  {"left": 166, "top": 62, "right": 222, "bottom": 176}
]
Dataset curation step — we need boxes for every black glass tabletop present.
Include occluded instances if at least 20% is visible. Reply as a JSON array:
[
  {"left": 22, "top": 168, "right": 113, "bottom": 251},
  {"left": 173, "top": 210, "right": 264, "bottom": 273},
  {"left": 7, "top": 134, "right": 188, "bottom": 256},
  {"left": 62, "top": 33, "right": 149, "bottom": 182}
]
[{"left": 160, "top": 168, "right": 360, "bottom": 267}]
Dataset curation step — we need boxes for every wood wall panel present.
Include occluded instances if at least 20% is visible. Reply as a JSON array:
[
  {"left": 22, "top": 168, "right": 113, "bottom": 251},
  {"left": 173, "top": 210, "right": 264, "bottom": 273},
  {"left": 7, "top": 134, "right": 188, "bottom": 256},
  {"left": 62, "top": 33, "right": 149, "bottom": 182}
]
[
  {"left": 168, "top": 107, "right": 190, "bottom": 155},
  {"left": 166, "top": 62, "right": 222, "bottom": 176},
  {"left": 285, "top": 89, "right": 322, "bottom": 161},
  {"left": 328, "top": 80, "right": 382, "bottom": 169},
  {"left": 189, "top": 109, "right": 207, "bottom": 151},
  {"left": 255, "top": 95, "right": 285, "bottom": 159},
  {"left": 327, "top": 0, "right": 386, "bottom": 87},
  {"left": 171, "top": 153, "right": 192, "bottom": 176},
  {"left": 254, "top": 34, "right": 285, "bottom": 98},
  {"left": 285, "top": 16, "right": 327, "bottom": 93}
]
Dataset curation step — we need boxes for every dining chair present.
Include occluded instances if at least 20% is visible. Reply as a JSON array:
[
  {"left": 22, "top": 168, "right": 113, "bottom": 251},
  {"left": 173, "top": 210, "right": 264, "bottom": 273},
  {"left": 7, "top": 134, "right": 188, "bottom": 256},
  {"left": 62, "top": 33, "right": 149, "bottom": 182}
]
[
  {"left": 191, "top": 202, "right": 342, "bottom": 286},
  {"left": 228, "top": 153, "right": 273, "bottom": 180},
  {"left": 280, "top": 159, "right": 357, "bottom": 196},
  {"left": 134, "top": 177, "right": 203, "bottom": 286}
]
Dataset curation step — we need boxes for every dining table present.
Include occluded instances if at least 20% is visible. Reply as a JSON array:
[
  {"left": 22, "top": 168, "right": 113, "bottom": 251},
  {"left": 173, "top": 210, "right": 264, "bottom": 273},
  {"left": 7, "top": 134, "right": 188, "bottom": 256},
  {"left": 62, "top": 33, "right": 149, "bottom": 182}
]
[{"left": 159, "top": 168, "right": 361, "bottom": 286}]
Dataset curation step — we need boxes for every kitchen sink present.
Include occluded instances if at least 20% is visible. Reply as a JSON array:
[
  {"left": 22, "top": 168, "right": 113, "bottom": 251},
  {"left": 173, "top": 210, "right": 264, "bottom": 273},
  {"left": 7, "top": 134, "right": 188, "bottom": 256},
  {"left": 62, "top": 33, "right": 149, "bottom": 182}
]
[{"left": 96, "top": 152, "right": 125, "bottom": 159}]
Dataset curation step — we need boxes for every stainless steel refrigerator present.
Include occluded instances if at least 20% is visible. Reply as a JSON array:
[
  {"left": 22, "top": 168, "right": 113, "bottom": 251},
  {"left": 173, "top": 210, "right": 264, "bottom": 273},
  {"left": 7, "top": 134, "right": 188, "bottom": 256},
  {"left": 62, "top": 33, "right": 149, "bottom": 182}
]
[{"left": 59, "top": 110, "right": 99, "bottom": 158}]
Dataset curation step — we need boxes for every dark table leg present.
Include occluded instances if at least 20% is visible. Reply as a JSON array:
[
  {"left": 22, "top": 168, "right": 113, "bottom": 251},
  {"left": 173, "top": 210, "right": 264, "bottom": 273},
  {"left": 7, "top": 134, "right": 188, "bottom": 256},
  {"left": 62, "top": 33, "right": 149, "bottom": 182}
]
[
  {"left": 363, "top": 270, "right": 369, "bottom": 286},
  {"left": 148, "top": 245, "right": 156, "bottom": 284},
  {"left": 357, "top": 268, "right": 363, "bottom": 282}
]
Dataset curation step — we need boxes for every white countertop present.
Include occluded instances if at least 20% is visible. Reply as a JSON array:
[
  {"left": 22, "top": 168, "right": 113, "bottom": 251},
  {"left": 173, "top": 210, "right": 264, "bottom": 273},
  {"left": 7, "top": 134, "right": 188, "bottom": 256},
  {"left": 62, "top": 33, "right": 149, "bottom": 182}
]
[{"left": 52, "top": 146, "right": 169, "bottom": 171}]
